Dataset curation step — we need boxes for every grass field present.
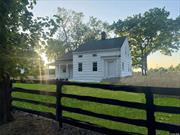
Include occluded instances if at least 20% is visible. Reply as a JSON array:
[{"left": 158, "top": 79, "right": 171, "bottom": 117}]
[
  {"left": 12, "top": 83, "right": 180, "bottom": 135},
  {"left": 116, "top": 72, "right": 180, "bottom": 88}
]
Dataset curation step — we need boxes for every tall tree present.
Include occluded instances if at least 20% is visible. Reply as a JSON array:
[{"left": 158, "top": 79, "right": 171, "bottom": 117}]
[
  {"left": 112, "top": 8, "right": 180, "bottom": 75},
  {"left": 46, "top": 39, "right": 65, "bottom": 60},
  {"left": 46, "top": 8, "right": 109, "bottom": 60},
  {"left": 55, "top": 7, "right": 85, "bottom": 51},
  {"left": 0, "top": 0, "right": 57, "bottom": 79}
]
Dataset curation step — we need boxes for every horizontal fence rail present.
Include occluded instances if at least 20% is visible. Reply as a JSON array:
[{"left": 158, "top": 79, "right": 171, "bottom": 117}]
[
  {"left": 62, "top": 105, "right": 147, "bottom": 127},
  {"left": 13, "top": 87, "right": 57, "bottom": 96},
  {"left": 62, "top": 93, "right": 148, "bottom": 110},
  {"left": 12, "top": 97, "right": 56, "bottom": 108},
  {"left": 62, "top": 81, "right": 180, "bottom": 96},
  {"left": 12, "top": 79, "right": 57, "bottom": 84},
  {"left": 11, "top": 87, "right": 57, "bottom": 124},
  {"left": 10, "top": 80, "right": 180, "bottom": 135},
  {"left": 62, "top": 116, "right": 142, "bottom": 135}
]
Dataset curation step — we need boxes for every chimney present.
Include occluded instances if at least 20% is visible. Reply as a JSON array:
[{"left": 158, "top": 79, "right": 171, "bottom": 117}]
[{"left": 101, "top": 31, "right": 107, "bottom": 40}]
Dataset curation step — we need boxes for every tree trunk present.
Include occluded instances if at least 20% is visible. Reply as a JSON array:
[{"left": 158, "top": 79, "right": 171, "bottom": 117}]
[
  {"left": 144, "top": 56, "right": 148, "bottom": 75},
  {"left": 0, "top": 72, "right": 13, "bottom": 125},
  {"left": 141, "top": 55, "right": 148, "bottom": 76}
]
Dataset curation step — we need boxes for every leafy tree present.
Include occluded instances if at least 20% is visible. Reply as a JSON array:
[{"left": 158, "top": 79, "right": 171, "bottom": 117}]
[
  {"left": 46, "top": 39, "right": 65, "bottom": 61},
  {"left": 53, "top": 7, "right": 85, "bottom": 51},
  {"left": 46, "top": 8, "right": 109, "bottom": 60},
  {"left": 0, "top": 0, "right": 36, "bottom": 79},
  {"left": 0, "top": 0, "right": 57, "bottom": 79},
  {"left": 112, "top": 8, "right": 180, "bottom": 75},
  {"left": 85, "top": 16, "right": 110, "bottom": 41},
  {"left": 168, "top": 65, "right": 175, "bottom": 72},
  {"left": 175, "top": 63, "right": 180, "bottom": 71}
]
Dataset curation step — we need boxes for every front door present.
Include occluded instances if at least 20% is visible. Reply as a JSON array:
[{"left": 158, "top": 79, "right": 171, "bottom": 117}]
[
  {"left": 68, "top": 64, "right": 73, "bottom": 79},
  {"left": 105, "top": 59, "right": 116, "bottom": 78}
]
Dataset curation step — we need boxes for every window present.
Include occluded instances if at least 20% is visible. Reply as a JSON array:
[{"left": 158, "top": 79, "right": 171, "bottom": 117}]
[
  {"left": 122, "top": 62, "right": 124, "bottom": 71},
  {"left": 92, "top": 54, "right": 97, "bottom": 57},
  {"left": 78, "top": 63, "right": 82, "bottom": 72},
  {"left": 78, "top": 55, "right": 83, "bottom": 58},
  {"left": 93, "top": 62, "right": 97, "bottom": 71}
]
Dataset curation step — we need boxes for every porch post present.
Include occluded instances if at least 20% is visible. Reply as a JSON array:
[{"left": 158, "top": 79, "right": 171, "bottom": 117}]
[{"left": 66, "top": 64, "right": 69, "bottom": 79}]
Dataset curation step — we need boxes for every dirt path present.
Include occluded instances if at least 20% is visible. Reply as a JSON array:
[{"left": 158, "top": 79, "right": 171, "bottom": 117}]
[{"left": 0, "top": 112, "right": 103, "bottom": 135}]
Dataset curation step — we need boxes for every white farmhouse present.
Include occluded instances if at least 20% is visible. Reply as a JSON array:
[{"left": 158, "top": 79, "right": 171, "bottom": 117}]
[{"left": 54, "top": 33, "right": 132, "bottom": 82}]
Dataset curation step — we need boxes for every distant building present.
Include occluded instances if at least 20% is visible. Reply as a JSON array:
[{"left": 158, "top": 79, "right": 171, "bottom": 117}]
[{"left": 54, "top": 33, "right": 132, "bottom": 82}]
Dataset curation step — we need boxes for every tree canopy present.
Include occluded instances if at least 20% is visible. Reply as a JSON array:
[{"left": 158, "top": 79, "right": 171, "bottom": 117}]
[
  {"left": 0, "top": 0, "right": 57, "bottom": 79},
  {"left": 112, "top": 8, "right": 180, "bottom": 75},
  {"left": 149, "top": 64, "right": 180, "bottom": 73},
  {"left": 45, "top": 7, "right": 110, "bottom": 61}
]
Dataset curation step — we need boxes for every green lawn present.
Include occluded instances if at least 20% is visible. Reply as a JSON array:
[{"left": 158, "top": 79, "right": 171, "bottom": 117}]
[{"left": 12, "top": 83, "right": 180, "bottom": 135}]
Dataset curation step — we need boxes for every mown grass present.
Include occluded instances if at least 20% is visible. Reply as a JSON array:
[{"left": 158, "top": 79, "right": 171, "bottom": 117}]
[{"left": 12, "top": 83, "right": 180, "bottom": 135}]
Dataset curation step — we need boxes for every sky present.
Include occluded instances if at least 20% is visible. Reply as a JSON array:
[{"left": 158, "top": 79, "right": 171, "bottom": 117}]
[{"left": 32, "top": 0, "right": 180, "bottom": 68}]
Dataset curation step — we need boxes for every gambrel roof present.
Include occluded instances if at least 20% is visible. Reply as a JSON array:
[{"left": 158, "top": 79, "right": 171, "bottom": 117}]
[{"left": 74, "top": 37, "right": 126, "bottom": 52}]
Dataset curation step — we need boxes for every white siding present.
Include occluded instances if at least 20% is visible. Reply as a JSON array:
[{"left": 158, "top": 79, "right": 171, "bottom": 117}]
[
  {"left": 73, "top": 49, "right": 121, "bottom": 82},
  {"left": 55, "top": 37, "right": 132, "bottom": 82},
  {"left": 120, "top": 38, "right": 132, "bottom": 77}
]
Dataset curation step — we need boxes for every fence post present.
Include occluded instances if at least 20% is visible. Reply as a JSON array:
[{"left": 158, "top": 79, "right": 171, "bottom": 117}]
[
  {"left": 56, "top": 79, "right": 63, "bottom": 129},
  {"left": 145, "top": 88, "right": 156, "bottom": 135},
  {"left": 0, "top": 72, "right": 13, "bottom": 124}
]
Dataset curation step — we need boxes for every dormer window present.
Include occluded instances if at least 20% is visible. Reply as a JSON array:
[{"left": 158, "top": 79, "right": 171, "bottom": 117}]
[{"left": 78, "top": 55, "right": 83, "bottom": 58}]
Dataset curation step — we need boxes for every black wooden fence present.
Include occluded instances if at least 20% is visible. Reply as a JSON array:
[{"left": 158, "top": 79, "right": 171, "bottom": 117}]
[{"left": 9, "top": 80, "right": 180, "bottom": 135}]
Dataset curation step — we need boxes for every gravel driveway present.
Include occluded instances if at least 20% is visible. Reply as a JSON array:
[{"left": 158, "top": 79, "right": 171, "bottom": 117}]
[{"left": 0, "top": 112, "right": 104, "bottom": 135}]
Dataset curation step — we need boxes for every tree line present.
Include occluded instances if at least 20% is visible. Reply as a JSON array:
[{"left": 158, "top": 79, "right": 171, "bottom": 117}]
[
  {"left": 0, "top": 0, "right": 179, "bottom": 79},
  {"left": 148, "top": 64, "right": 180, "bottom": 73}
]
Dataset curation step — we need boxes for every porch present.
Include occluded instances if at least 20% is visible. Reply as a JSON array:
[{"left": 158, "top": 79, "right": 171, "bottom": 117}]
[
  {"left": 56, "top": 62, "right": 73, "bottom": 80},
  {"left": 55, "top": 52, "right": 73, "bottom": 80}
]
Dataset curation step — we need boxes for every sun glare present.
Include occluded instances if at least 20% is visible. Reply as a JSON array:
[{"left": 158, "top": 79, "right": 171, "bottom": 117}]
[{"left": 40, "top": 53, "right": 49, "bottom": 65}]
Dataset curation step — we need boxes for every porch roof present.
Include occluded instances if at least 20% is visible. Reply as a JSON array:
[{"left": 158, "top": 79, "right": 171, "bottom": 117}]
[
  {"left": 48, "top": 52, "right": 73, "bottom": 66},
  {"left": 57, "top": 51, "right": 73, "bottom": 61}
]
